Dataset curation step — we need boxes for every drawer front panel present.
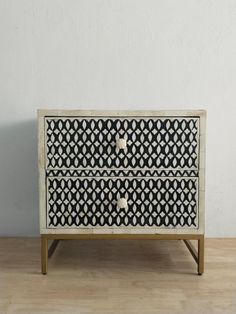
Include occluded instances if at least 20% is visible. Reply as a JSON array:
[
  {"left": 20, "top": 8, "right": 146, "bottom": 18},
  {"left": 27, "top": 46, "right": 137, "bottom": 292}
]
[
  {"left": 45, "top": 118, "right": 199, "bottom": 169},
  {"left": 47, "top": 177, "right": 198, "bottom": 229}
]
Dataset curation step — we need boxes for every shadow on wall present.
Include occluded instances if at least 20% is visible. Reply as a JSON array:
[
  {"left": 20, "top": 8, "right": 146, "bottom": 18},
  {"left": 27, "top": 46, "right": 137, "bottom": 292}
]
[{"left": 0, "top": 120, "right": 39, "bottom": 236}]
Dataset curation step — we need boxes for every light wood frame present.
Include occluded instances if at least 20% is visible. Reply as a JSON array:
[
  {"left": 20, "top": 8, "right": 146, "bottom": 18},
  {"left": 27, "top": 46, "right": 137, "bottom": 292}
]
[{"left": 38, "top": 110, "right": 206, "bottom": 275}]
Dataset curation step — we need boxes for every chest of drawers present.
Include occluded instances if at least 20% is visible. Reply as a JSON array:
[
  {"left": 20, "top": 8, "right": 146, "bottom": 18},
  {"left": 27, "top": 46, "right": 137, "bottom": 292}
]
[{"left": 38, "top": 110, "right": 206, "bottom": 274}]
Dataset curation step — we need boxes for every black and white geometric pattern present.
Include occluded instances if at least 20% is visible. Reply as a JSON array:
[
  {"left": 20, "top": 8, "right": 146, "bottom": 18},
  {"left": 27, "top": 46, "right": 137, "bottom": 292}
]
[
  {"left": 46, "top": 169, "right": 199, "bottom": 177},
  {"left": 46, "top": 118, "right": 199, "bottom": 169},
  {"left": 47, "top": 177, "right": 198, "bottom": 228}
]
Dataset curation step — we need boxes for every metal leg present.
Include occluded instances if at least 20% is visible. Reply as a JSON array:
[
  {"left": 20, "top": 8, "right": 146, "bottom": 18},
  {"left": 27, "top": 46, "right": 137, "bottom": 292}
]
[
  {"left": 41, "top": 236, "right": 48, "bottom": 275},
  {"left": 41, "top": 234, "right": 204, "bottom": 275},
  {"left": 198, "top": 235, "right": 204, "bottom": 275},
  {"left": 48, "top": 240, "right": 59, "bottom": 258},
  {"left": 41, "top": 237, "right": 60, "bottom": 274},
  {"left": 183, "top": 235, "right": 204, "bottom": 275},
  {"left": 183, "top": 239, "right": 198, "bottom": 263}
]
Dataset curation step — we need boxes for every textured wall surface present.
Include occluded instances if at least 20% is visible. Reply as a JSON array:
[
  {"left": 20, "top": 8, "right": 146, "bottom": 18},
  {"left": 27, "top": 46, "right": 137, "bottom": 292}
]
[{"left": 0, "top": 0, "right": 236, "bottom": 236}]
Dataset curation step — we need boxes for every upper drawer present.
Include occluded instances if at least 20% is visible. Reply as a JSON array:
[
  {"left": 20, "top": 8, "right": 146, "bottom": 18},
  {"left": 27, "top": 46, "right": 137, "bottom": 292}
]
[{"left": 45, "top": 117, "right": 199, "bottom": 169}]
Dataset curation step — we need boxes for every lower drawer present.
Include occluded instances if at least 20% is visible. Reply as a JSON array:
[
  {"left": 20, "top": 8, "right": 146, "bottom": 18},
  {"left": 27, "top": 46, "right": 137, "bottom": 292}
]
[{"left": 46, "top": 177, "right": 198, "bottom": 229}]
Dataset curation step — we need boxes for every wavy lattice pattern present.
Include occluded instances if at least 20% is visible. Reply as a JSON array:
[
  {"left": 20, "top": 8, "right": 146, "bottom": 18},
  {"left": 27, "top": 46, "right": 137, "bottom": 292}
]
[
  {"left": 46, "top": 118, "right": 199, "bottom": 169},
  {"left": 47, "top": 177, "right": 198, "bottom": 228}
]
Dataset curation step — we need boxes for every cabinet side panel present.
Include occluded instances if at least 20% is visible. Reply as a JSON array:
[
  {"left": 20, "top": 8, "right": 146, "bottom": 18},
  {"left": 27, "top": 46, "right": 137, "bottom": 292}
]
[
  {"left": 38, "top": 112, "right": 46, "bottom": 232},
  {"left": 198, "top": 112, "right": 206, "bottom": 234}
]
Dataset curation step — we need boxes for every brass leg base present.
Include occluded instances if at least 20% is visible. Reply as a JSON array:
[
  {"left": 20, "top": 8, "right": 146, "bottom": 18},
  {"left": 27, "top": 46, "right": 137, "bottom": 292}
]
[
  {"left": 41, "top": 234, "right": 204, "bottom": 275},
  {"left": 183, "top": 235, "right": 204, "bottom": 275},
  {"left": 41, "top": 236, "right": 60, "bottom": 274}
]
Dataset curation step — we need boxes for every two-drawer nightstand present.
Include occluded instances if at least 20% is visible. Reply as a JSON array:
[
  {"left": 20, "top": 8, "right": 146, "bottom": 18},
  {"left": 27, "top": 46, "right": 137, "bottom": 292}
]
[{"left": 38, "top": 110, "right": 206, "bottom": 274}]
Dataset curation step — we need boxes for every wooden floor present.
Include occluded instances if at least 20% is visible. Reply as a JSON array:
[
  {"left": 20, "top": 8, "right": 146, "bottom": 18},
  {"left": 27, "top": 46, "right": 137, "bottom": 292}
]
[{"left": 0, "top": 238, "right": 235, "bottom": 314}]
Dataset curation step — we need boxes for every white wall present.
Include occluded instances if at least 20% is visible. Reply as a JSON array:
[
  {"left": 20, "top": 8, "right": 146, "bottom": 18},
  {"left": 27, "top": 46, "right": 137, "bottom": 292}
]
[{"left": 0, "top": 0, "right": 236, "bottom": 237}]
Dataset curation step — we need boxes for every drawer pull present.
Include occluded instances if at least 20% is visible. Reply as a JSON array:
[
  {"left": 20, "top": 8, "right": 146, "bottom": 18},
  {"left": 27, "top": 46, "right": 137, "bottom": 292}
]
[
  {"left": 116, "top": 138, "right": 127, "bottom": 149},
  {"left": 117, "top": 198, "right": 128, "bottom": 209}
]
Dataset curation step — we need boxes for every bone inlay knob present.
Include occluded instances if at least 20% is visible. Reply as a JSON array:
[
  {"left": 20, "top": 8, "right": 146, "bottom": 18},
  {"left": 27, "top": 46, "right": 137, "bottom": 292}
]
[
  {"left": 116, "top": 138, "right": 127, "bottom": 149},
  {"left": 117, "top": 198, "right": 128, "bottom": 209}
]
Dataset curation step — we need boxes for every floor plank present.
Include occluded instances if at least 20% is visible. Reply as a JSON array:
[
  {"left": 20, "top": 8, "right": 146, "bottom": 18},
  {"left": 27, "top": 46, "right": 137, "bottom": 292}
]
[{"left": 0, "top": 238, "right": 235, "bottom": 314}]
